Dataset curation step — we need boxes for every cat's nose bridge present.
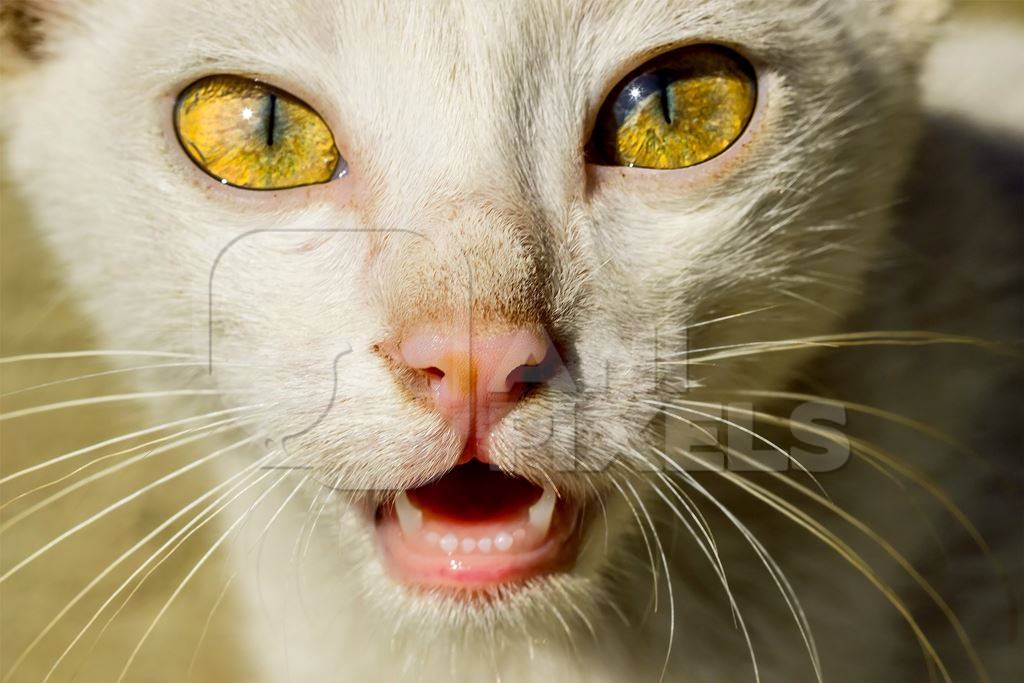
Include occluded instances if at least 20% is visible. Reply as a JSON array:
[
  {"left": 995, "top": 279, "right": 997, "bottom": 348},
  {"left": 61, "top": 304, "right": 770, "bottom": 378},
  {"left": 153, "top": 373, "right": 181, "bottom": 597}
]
[{"left": 369, "top": 197, "right": 552, "bottom": 330}]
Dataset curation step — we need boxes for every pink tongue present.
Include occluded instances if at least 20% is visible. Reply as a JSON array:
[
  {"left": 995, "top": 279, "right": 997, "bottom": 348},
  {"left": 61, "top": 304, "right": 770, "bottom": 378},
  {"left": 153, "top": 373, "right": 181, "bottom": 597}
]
[{"left": 406, "top": 461, "right": 542, "bottom": 522}]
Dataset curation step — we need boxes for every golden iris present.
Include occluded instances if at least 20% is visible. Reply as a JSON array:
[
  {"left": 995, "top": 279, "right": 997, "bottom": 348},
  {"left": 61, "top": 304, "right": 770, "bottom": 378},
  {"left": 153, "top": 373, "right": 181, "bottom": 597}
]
[
  {"left": 175, "top": 76, "right": 341, "bottom": 190},
  {"left": 593, "top": 46, "right": 756, "bottom": 169}
]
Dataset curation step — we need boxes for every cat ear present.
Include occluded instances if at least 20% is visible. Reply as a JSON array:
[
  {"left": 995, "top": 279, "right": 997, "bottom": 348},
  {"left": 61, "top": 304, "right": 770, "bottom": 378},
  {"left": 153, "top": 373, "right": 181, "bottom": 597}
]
[
  {"left": 874, "top": 0, "right": 952, "bottom": 59},
  {"left": 1, "top": 1, "right": 88, "bottom": 75},
  {"left": 885, "top": 0, "right": 951, "bottom": 24},
  {"left": 843, "top": 0, "right": 951, "bottom": 78}
]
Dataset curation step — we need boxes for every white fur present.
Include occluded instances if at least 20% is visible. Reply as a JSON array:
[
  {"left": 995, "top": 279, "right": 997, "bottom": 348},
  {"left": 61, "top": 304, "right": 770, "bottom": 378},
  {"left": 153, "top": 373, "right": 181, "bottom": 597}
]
[{"left": 3, "top": 0, "right": 1021, "bottom": 680}]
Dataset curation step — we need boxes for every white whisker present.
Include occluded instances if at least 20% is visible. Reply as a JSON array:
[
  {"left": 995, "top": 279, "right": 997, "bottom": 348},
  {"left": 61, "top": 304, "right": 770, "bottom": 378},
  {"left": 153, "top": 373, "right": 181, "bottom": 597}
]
[
  {"left": 651, "top": 444, "right": 817, "bottom": 682},
  {"left": 4, "top": 451, "right": 279, "bottom": 683},
  {"left": 647, "top": 398, "right": 828, "bottom": 498},
  {"left": 0, "top": 389, "right": 229, "bottom": 422},
  {"left": 608, "top": 474, "right": 660, "bottom": 615},
  {"left": 623, "top": 477, "right": 676, "bottom": 682},
  {"left": 193, "top": 471, "right": 311, "bottom": 678},
  {"left": 115, "top": 468, "right": 300, "bottom": 682},
  {"left": 0, "top": 433, "right": 261, "bottom": 584},
  {"left": 0, "top": 350, "right": 198, "bottom": 365},
  {"left": 1, "top": 361, "right": 212, "bottom": 397},
  {"left": 0, "top": 416, "right": 262, "bottom": 534},
  {"left": 0, "top": 404, "right": 261, "bottom": 485},
  {"left": 70, "top": 456, "right": 292, "bottom": 679}
]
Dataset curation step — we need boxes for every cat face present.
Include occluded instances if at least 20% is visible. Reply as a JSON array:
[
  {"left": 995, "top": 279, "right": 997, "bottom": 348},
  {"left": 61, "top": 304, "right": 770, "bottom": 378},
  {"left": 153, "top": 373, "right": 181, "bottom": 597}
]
[{"left": 2, "top": 0, "right": 939, "bottom": 626}]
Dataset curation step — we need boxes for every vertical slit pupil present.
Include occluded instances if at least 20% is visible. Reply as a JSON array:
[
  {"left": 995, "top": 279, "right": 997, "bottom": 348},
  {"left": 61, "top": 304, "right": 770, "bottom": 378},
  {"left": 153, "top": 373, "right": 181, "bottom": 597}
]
[
  {"left": 657, "top": 71, "right": 673, "bottom": 125},
  {"left": 266, "top": 93, "right": 277, "bottom": 146}
]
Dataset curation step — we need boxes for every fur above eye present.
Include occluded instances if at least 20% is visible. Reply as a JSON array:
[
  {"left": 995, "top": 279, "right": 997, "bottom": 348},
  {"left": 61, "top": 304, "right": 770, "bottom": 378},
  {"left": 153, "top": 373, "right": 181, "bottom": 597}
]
[
  {"left": 590, "top": 45, "right": 756, "bottom": 170},
  {"left": 174, "top": 75, "right": 342, "bottom": 190}
]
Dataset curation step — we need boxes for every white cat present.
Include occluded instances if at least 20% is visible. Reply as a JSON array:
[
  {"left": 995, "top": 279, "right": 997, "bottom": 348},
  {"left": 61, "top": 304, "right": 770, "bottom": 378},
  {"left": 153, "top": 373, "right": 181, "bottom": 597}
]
[{"left": 1, "top": 1, "right": 1021, "bottom": 681}]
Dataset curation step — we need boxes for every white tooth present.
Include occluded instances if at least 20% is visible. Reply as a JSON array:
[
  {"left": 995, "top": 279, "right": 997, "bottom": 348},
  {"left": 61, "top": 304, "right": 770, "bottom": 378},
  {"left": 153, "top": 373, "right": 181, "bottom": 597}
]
[
  {"left": 440, "top": 533, "right": 458, "bottom": 554},
  {"left": 477, "top": 537, "right": 492, "bottom": 553},
  {"left": 528, "top": 486, "right": 556, "bottom": 536},
  {"left": 394, "top": 491, "right": 422, "bottom": 536},
  {"left": 494, "top": 532, "right": 513, "bottom": 552},
  {"left": 461, "top": 538, "right": 476, "bottom": 553}
]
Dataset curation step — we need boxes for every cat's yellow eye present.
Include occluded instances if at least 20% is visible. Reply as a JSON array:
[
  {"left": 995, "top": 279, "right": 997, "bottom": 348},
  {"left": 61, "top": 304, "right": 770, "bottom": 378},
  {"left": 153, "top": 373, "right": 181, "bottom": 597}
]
[
  {"left": 174, "top": 76, "right": 342, "bottom": 190},
  {"left": 590, "top": 46, "right": 756, "bottom": 170}
]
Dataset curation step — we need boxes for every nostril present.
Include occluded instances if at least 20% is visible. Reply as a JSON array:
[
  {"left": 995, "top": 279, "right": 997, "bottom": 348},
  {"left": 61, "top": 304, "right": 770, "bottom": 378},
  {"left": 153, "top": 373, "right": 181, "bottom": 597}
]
[
  {"left": 392, "top": 326, "right": 561, "bottom": 420},
  {"left": 414, "top": 366, "right": 447, "bottom": 394},
  {"left": 421, "top": 366, "right": 445, "bottom": 380},
  {"left": 503, "top": 343, "right": 558, "bottom": 392}
]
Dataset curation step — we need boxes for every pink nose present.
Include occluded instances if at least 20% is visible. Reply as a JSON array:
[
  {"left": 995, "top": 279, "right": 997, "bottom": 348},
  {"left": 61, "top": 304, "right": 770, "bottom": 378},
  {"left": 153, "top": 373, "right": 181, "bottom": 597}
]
[{"left": 397, "top": 326, "right": 556, "bottom": 462}]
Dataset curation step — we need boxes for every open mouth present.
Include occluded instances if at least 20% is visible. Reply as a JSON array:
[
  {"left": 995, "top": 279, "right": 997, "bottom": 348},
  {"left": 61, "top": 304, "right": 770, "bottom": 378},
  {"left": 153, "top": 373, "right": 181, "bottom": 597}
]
[{"left": 375, "top": 461, "right": 582, "bottom": 590}]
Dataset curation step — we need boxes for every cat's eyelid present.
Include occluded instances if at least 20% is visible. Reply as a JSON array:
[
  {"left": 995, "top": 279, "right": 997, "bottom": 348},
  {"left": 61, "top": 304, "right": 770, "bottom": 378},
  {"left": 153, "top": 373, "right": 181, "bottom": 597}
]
[
  {"left": 587, "top": 45, "right": 758, "bottom": 171},
  {"left": 586, "top": 39, "right": 758, "bottom": 125},
  {"left": 173, "top": 74, "right": 343, "bottom": 191},
  {"left": 585, "top": 67, "right": 771, "bottom": 197}
]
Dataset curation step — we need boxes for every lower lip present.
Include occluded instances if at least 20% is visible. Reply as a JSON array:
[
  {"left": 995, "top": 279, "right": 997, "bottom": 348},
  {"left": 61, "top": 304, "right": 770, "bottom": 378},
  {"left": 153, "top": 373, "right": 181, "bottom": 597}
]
[{"left": 374, "top": 500, "right": 582, "bottom": 589}]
